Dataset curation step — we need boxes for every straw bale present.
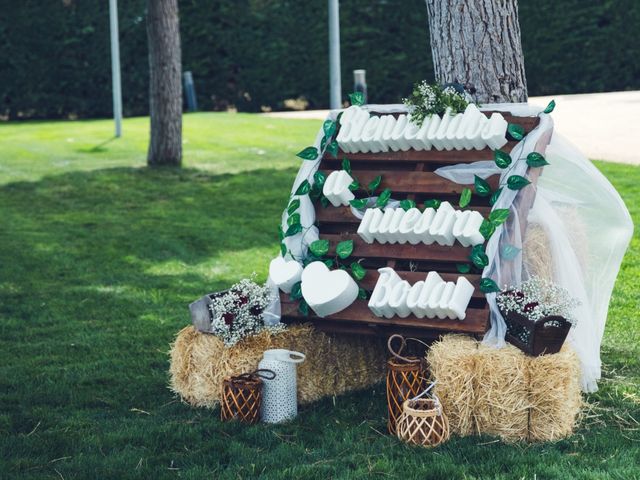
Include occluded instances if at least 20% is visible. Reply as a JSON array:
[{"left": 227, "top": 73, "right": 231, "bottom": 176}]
[
  {"left": 523, "top": 223, "right": 554, "bottom": 281},
  {"left": 169, "top": 324, "right": 386, "bottom": 408},
  {"left": 426, "top": 335, "right": 582, "bottom": 442},
  {"left": 426, "top": 335, "right": 477, "bottom": 436},
  {"left": 528, "top": 346, "right": 582, "bottom": 441}
]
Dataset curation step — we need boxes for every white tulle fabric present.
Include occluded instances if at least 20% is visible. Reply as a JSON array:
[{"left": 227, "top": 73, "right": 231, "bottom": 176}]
[{"left": 263, "top": 103, "right": 633, "bottom": 393}]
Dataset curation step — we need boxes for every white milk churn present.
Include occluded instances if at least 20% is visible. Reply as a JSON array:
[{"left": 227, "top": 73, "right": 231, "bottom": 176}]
[{"left": 258, "top": 349, "right": 306, "bottom": 423}]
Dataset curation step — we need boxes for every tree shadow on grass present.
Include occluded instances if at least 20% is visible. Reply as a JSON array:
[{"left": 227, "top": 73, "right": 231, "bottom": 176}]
[{"left": 0, "top": 166, "right": 295, "bottom": 418}]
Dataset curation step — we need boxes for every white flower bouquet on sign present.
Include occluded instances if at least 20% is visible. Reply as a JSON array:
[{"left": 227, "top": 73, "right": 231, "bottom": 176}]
[
  {"left": 209, "top": 278, "right": 284, "bottom": 346},
  {"left": 496, "top": 277, "right": 580, "bottom": 356}
]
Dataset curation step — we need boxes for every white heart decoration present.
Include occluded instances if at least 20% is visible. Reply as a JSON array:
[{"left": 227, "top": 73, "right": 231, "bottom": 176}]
[
  {"left": 269, "top": 256, "right": 303, "bottom": 294},
  {"left": 301, "top": 261, "right": 358, "bottom": 318}
]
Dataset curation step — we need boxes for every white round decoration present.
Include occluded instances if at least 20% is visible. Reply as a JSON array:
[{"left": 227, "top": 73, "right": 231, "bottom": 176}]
[
  {"left": 300, "top": 261, "right": 358, "bottom": 318},
  {"left": 269, "top": 256, "right": 303, "bottom": 293},
  {"left": 259, "top": 349, "right": 306, "bottom": 424}
]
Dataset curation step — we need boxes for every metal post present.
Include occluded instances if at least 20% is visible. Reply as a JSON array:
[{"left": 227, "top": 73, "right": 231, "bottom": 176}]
[
  {"left": 109, "top": 0, "right": 123, "bottom": 137},
  {"left": 353, "top": 69, "right": 367, "bottom": 104},
  {"left": 183, "top": 71, "right": 198, "bottom": 112},
  {"left": 328, "top": 0, "right": 342, "bottom": 110}
]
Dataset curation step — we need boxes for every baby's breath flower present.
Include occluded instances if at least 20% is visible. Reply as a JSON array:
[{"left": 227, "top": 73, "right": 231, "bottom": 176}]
[{"left": 208, "top": 275, "right": 285, "bottom": 346}]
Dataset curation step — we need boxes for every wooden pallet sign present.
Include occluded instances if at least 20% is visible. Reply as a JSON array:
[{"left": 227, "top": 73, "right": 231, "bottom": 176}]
[{"left": 281, "top": 111, "right": 543, "bottom": 338}]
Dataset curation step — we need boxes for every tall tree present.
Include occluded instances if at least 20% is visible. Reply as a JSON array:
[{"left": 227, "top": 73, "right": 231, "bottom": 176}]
[
  {"left": 425, "top": 0, "right": 528, "bottom": 103},
  {"left": 147, "top": 0, "right": 182, "bottom": 166}
]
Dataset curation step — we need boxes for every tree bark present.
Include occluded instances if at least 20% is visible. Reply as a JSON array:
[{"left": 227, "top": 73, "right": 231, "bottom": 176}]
[
  {"left": 425, "top": 0, "right": 528, "bottom": 104},
  {"left": 147, "top": 0, "right": 182, "bottom": 166}
]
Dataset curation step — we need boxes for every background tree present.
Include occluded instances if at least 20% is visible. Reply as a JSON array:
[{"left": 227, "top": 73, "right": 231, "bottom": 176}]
[
  {"left": 425, "top": 0, "right": 528, "bottom": 103},
  {"left": 147, "top": 0, "right": 182, "bottom": 166}
]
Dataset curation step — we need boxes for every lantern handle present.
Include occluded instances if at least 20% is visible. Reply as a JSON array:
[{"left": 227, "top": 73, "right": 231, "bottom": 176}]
[{"left": 387, "top": 334, "right": 430, "bottom": 363}]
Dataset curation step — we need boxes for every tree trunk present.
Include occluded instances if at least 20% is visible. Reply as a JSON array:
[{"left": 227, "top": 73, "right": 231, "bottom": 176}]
[
  {"left": 425, "top": 0, "right": 528, "bottom": 104},
  {"left": 147, "top": 0, "right": 182, "bottom": 166}
]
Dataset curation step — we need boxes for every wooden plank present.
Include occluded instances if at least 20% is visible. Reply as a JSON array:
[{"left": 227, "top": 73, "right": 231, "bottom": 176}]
[
  {"left": 316, "top": 205, "right": 492, "bottom": 224},
  {"left": 280, "top": 297, "right": 489, "bottom": 334},
  {"left": 321, "top": 233, "right": 471, "bottom": 263},
  {"left": 340, "top": 170, "right": 498, "bottom": 196},
  {"left": 328, "top": 142, "right": 516, "bottom": 164}
]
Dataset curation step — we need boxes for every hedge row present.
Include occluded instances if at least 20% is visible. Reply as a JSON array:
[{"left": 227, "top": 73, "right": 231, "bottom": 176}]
[{"left": 1, "top": 0, "right": 638, "bottom": 119}]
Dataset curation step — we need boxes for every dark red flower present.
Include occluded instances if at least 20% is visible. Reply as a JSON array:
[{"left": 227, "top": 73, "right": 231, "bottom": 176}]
[
  {"left": 524, "top": 302, "right": 538, "bottom": 313},
  {"left": 222, "top": 312, "right": 235, "bottom": 326}
]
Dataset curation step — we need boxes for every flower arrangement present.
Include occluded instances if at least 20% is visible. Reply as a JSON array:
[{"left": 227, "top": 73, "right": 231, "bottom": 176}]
[
  {"left": 209, "top": 277, "right": 284, "bottom": 346},
  {"left": 403, "top": 81, "right": 470, "bottom": 126},
  {"left": 496, "top": 276, "right": 580, "bottom": 325}
]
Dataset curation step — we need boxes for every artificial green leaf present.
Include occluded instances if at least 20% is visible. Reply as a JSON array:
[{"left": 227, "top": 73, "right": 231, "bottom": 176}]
[
  {"left": 479, "top": 278, "right": 501, "bottom": 294},
  {"left": 289, "top": 281, "right": 302, "bottom": 301},
  {"left": 287, "top": 199, "right": 300, "bottom": 215},
  {"left": 470, "top": 244, "right": 489, "bottom": 269},
  {"left": 543, "top": 99, "right": 556, "bottom": 114},
  {"left": 320, "top": 135, "right": 328, "bottom": 153},
  {"left": 349, "top": 91, "right": 365, "bottom": 106},
  {"left": 367, "top": 175, "right": 382, "bottom": 192},
  {"left": 479, "top": 219, "right": 496, "bottom": 240},
  {"left": 350, "top": 262, "right": 367, "bottom": 280},
  {"left": 323, "top": 119, "right": 337, "bottom": 138},
  {"left": 507, "top": 175, "right": 531, "bottom": 190},
  {"left": 309, "top": 183, "right": 322, "bottom": 201},
  {"left": 501, "top": 244, "right": 521, "bottom": 261},
  {"left": 298, "top": 299, "right": 309, "bottom": 316},
  {"left": 474, "top": 175, "right": 492, "bottom": 197},
  {"left": 350, "top": 198, "right": 368, "bottom": 209},
  {"left": 296, "top": 146, "right": 319, "bottom": 160},
  {"left": 507, "top": 123, "right": 525, "bottom": 141},
  {"left": 526, "top": 152, "right": 549, "bottom": 168},
  {"left": 423, "top": 199, "right": 442, "bottom": 209},
  {"left": 341, "top": 158, "right": 351, "bottom": 173},
  {"left": 278, "top": 225, "right": 284, "bottom": 241},
  {"left": 287, "top": 213, "right": 300, "bottom": 227},
  {"left": 280, "top": 242, "right": 287, "bottom": 257},
  {"left": 459, "top": 188, "right": 472, "bottom": 208},
  {"left": 285, "top": 223, "right": 303, "bottom": 237},
  {"left": 358, "top": 288, "right": 368, "bottom": 300},
  {"left": 313, "top": 170, "right": 327, "bottom": 189},
  {"left": 327, "top": 140, "right": 339, "bottom": 158},
  {"left": 400, "top": 199, "right": 416, "bottom": 211},
  {"left": 324, "top": 258, "right": 334, "bottom": 268},
  {"left": 349, "top": 180, "right": 360, "bottom": 191},
  {"left": 489, "top": 208, "right": 510, "bottom": 226},
  {"left": 336, "top": 240, "right": 354, "bottom": 259},
  {"left": 494, "top": 150, "right": 512, "bottom": 169},
  {"left": 336, "top": 111, "right": 344, "bottom": 125},
  {"left": 309, "top": 239, "right": 329, "bottom": 257},
  {"left": 294, "top": 180, "right": 311, "bottom": 196},
  {"left": 456, "top": 263, "right": 471, "bottom": 274},
  {"left": 320, "top": 196, "right": 330, "bottom": 208},
  {"left": 489, "top": 188, "right": 503, "bottom": 207},
  {"left": 376, "top": 188, "right": 392, "bottom": 208}
]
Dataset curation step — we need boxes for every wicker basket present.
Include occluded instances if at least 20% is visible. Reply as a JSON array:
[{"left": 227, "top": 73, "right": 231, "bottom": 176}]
[
  {"left": 220, "top": 369, "right": 275, "bottom": 424},
  {"left": 396, "top": 397, "right": 450, "bottom": 448},
  {"left": 386, "top": 335, "right": 429, "bottom": 435},
  {"left": 500, "top": 307, "right": 571, "bottom": 356}
]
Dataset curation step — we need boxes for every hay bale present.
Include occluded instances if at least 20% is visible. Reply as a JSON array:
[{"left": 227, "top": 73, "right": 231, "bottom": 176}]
[
  {"left": 426, "top": 335, "right": 582, "bottom": 442},
  {"left": 427, "top": 335, "right": 477, "bottom": 436},
  {"left": 169, "top": 324, "right": 386, "bottom": 408},
  {"left": 523, "top": 223, "right": 554, "bottom": 281},
  {"left": 473, "top": 343, "right": 530, "bottom": 441},
  {"left": 528, "top": 346, "right": 582, "bottom": 441}
]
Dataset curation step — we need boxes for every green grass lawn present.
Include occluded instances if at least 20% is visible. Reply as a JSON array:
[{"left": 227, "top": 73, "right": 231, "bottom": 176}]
[{"left": 0, "top": 113, "right": 638, "bottom": 479}]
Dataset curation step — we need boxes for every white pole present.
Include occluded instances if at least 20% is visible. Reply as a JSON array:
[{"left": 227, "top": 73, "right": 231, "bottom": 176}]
[
  {"left": 328, "top": 0, "right": 342, "bottom": 110},
  {"left": 109, "top": 0, "right": 123, "bottom": 137}
]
